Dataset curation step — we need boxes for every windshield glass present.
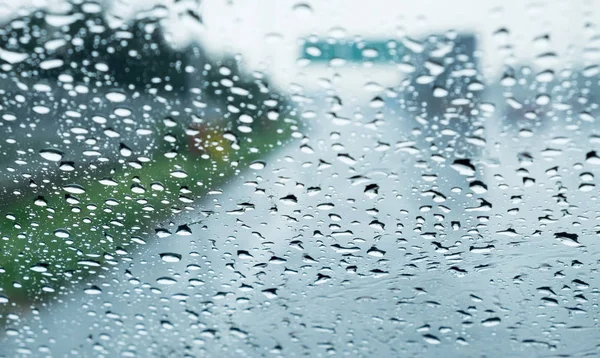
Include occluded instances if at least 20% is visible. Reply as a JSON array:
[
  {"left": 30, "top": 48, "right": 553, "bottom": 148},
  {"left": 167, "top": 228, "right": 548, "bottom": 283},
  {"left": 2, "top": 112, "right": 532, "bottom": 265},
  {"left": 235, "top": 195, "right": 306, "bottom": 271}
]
[{"left": 0, "top": 1, "right": 599, "bottom": 357}]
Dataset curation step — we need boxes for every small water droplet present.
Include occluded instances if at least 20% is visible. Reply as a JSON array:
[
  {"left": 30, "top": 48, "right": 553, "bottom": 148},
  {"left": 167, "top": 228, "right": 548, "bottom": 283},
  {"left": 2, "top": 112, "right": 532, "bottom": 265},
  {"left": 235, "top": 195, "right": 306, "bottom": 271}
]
[
  {"left": 160, "top": 253, "right": 182, "bottom": 263},
  {"left": 84, "top": 286, "right": 102, "bottom": 295}
]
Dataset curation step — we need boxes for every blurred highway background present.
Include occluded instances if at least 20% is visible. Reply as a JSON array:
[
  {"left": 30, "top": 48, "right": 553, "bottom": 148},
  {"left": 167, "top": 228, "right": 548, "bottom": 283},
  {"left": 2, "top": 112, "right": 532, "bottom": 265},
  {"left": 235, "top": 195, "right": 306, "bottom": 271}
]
[{"left": 0, "top": 1, "right": 599, "bottom": 357}]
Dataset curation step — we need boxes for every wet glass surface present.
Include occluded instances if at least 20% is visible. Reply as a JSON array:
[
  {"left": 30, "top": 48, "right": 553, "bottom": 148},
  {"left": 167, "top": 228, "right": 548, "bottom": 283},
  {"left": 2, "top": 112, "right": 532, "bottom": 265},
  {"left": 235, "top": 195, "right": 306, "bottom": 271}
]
[{"left": 1, "top": 1, "right": 600, "bottom": 357}]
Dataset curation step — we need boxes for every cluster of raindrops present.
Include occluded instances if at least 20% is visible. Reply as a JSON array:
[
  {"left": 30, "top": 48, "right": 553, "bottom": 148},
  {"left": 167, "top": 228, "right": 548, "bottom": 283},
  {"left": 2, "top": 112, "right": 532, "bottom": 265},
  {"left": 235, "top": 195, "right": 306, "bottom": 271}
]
[{"left": 0, "top": 1, "right": 600, "bottom": 358}]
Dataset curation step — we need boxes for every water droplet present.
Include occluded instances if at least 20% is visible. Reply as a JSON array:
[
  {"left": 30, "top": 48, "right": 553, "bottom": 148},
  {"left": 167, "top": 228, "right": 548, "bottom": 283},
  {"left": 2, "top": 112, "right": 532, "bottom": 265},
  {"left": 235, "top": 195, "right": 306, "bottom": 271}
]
[
  {"left": 84, "top": 286, "right": 102, "bottom": 295},
  {"left": 160, "top": 253, "right": 182, "bottom": 263},
  {"left": 554, "top": 232, "right": 581, "bottom": 247},
  {"left": 54, "top": 229, "right": 70, "bottom": 238},
  {"left": 156, "top": 277, "right": 177, "bottom": 285},
  {"left": 249, "top": 161, "right": 266, "bottom": 170},
  {"left": 262, "top": 288, "right": 278, "bottom": 298},
  {"left": 176, "top": 225, "right": 192, "bottom": 236},
  {"left": 30, "top": 263, "right": 49, "bottom": 273},
  {"left": 39, "top": 149, "right": 63, "bottom": 162},
  {"left": 585, "top": 151, "right": 600, "bottom": 165},
  {"left": 423, "top": 334, "right": 441, "bottom": 344},
  {"left": 481, "top": 317, "right": 501, "bottom": 327},
  {"left": 280, "top": 194, "right": 298, "bottom": 205},
  {"left": 105, "top": 91, "right": 127, "bottom": 103},
  {"left": 63, "top": 184, "right": 86, "bottom": 194}
]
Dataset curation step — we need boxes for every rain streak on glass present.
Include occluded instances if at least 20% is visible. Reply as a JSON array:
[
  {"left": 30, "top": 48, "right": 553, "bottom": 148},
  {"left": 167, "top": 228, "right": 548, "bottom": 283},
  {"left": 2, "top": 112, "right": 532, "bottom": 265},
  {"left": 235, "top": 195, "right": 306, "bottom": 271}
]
[{"left": 0, "top": 1, "right": 600, "bottom": 357}]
